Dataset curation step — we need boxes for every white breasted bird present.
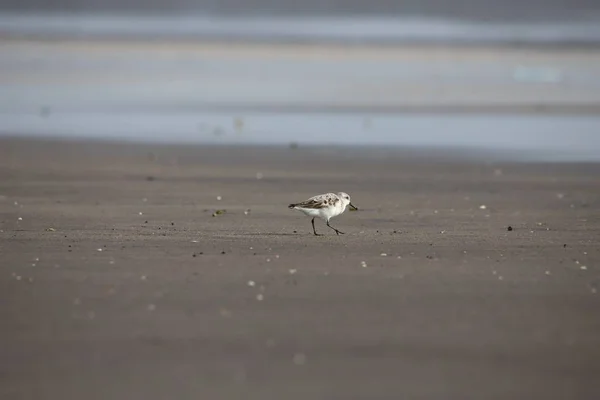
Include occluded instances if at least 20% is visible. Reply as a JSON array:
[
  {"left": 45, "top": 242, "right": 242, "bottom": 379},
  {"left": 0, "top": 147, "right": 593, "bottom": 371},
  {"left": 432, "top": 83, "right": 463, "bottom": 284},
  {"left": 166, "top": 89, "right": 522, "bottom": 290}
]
[{"left": 288, "top": 192, "right": 358, "bottom": 235}]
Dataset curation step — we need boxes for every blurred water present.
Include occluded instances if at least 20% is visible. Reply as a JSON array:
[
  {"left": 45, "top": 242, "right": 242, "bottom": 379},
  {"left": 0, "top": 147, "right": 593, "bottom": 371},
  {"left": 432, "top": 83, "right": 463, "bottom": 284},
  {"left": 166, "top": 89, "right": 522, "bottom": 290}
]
[
  {"left": 3, "top": 0, "right": 599, "bottom": 21},
  {"left": 2, "top": 13, "right": 600, "bottom": 45},
  {"left": 2, "top": 13, "right": 600, "bottom": 161}
]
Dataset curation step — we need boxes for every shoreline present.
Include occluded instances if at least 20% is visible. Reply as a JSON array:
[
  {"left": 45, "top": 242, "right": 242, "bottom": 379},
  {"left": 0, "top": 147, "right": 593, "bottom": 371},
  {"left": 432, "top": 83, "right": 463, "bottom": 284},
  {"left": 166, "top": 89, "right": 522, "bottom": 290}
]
[
  {"left": 4, "top": 34, "right": 600, "bottom": 50},
  {"left": 4, "top": 35, "right": 600, "bottom": 52},
  {"left": 0, "top": 135, "right": 594, "bottom": 163}
]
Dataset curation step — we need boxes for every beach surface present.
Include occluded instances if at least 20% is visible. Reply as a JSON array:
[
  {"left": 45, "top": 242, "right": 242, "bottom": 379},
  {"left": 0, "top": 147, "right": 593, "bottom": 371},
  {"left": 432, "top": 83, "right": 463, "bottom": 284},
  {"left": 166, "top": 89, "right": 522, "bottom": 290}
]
[{"left": 1, "top": 137, "right": 599, "bottom": 399}]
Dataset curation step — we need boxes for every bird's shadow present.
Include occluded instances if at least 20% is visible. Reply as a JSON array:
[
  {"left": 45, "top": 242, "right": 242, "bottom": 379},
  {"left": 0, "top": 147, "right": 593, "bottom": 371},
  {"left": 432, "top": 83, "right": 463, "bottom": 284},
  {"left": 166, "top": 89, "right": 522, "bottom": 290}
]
[{"left": 237, "top": 232, "right": 302, "bottom": 237}]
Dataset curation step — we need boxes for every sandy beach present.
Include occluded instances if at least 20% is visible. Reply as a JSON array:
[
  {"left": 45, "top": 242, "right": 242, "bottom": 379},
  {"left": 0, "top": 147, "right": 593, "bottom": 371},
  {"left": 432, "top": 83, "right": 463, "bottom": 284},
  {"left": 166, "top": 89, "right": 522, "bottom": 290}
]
[{"left": 1, "top": 137, "right": 599, "bottom": 399}]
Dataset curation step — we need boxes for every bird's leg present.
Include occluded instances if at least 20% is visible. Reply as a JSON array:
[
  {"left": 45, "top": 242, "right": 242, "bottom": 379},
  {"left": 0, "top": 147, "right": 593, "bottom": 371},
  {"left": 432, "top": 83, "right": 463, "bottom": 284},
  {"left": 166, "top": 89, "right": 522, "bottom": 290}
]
[
  {"left": 311, "top": 218, "right": 321, "bottom": 236},
  {"left": 326, "top": 219, "right": 345, "bottom": 235}
]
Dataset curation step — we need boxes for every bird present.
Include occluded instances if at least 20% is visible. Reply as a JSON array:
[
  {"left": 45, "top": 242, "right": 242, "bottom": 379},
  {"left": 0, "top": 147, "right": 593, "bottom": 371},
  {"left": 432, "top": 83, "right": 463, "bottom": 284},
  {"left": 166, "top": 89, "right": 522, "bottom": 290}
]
[{"left": 288, "top": 192, "right": 358, "bottom": 235}]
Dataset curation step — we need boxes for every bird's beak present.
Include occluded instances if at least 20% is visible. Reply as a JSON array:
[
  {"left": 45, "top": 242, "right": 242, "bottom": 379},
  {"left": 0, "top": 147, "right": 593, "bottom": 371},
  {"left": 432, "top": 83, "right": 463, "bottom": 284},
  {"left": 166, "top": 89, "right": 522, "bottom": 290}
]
[{"left": 349, "top": 203, "right": 358, "bottom": 211}]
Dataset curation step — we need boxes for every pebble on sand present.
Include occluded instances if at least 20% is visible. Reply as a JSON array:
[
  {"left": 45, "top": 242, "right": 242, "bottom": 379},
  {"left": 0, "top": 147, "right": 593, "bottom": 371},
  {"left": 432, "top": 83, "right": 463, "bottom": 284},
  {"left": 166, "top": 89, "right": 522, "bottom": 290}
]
[
  {"left": 293, "top": 353, "right": 307, "bottom": 365},
  {"left": 219, "top": 308, "right": 232, "bottom": 318}
]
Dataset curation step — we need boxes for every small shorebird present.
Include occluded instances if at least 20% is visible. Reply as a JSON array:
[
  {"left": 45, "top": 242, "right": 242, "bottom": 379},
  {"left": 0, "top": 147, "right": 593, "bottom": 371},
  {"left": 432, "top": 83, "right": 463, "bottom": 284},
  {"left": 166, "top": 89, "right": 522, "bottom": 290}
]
[{"left": 288, "top": 192, "right": 358, "bottom": 235}]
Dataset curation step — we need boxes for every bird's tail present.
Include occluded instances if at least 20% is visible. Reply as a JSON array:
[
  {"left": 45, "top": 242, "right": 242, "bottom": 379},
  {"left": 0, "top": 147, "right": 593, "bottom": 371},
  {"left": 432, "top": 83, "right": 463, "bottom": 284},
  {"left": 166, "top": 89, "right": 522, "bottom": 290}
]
[{"left": 288, "top": 204, "right": 296, "bottom": 209}]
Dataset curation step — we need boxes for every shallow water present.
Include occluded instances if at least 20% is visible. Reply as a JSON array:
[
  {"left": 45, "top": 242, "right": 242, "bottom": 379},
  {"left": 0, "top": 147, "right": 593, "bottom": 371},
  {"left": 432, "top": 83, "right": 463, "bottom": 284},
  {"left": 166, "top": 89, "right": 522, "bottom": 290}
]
[
  {"left": 3, "top": 111, "right": 600, "bottom": 161},
  {"left": 2, "top": 13, "right": 600, "bottom": 45},
  {"left": 2, "top": 31, "right": 600, "bottom": 161}
]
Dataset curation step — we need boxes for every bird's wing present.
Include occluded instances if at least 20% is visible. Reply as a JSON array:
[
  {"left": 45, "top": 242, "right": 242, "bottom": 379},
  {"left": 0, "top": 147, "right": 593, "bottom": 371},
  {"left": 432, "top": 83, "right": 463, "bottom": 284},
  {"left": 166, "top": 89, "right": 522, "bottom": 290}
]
[{"left": 294, "top": 193, "right": 337, "bottom": 209}]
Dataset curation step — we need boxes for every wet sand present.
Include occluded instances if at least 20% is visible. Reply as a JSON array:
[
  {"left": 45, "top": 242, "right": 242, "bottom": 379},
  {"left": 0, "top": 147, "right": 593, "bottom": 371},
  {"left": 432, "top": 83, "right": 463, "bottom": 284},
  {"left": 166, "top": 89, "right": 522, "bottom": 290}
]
[{"left": 1, "top": 138, "right": 600, "bottom": 399}]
